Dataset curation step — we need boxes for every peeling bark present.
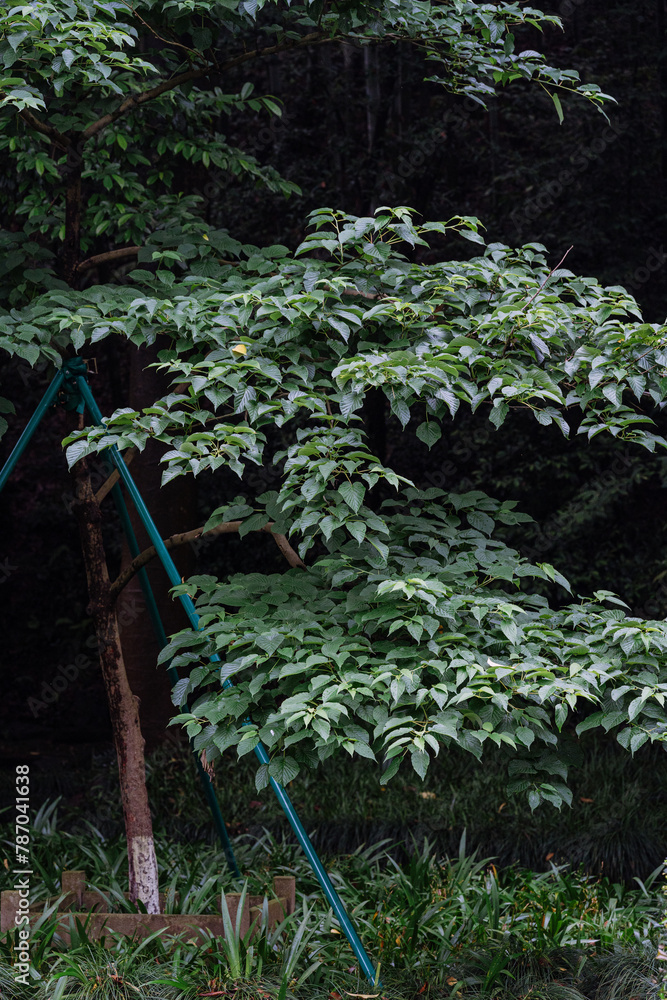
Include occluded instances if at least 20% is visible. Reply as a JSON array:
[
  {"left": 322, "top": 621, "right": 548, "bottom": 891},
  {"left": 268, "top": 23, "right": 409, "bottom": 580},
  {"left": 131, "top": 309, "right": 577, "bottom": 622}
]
[{"left": 71, "top": 455, "right": 159, "bottom": 913}]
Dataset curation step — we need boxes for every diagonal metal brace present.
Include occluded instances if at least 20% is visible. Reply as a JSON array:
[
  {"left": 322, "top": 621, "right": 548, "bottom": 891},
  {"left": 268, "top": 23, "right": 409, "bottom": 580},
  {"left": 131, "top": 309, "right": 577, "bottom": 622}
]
[{"left": 73, "top": 368, "right": 381, "bottom": 987}]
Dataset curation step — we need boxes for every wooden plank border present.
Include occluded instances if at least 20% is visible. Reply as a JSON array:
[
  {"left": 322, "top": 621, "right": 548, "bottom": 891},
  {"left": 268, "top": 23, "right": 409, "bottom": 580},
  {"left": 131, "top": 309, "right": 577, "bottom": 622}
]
[{"left": 1, "top": 871, "right": 296, "bottom": 944}]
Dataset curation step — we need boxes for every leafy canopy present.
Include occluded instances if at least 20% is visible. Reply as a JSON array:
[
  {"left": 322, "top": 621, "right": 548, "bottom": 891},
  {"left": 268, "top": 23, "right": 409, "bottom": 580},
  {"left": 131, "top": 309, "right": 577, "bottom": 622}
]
[
  {"left": 0, "top": 0, "right": 614, "bottom": 304},
  {"left": 6, "top": 207, "right": 667, "bottom": 809},
  {"left": 0, "top": 0, "right": 660, "bottom": 811}
]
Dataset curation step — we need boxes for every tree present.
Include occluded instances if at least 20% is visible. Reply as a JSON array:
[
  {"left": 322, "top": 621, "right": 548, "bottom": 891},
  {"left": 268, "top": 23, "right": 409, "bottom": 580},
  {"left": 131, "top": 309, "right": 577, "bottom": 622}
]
[
  {"left": 0, "top": 0, "right": 641, "bottom": 911},
  {"left": 59, "top": 207, "right": 667, "bottom": 808}
]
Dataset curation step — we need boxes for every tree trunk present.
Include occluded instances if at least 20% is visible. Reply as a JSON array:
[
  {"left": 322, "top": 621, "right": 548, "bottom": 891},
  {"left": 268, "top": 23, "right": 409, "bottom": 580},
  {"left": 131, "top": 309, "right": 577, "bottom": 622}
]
[
  {"left": 64, "top": 144, "right": 82, "bottom": 287},
  {"left": 63, "top": 126, "right": 160, "bottom": 909},
  {"left": 658, "top": 0, "right": 667, "bottom": 193},
  {"left": 364, "top": 46, "right": 380, "bottom": 155},
  {"left": 72, "top": 453, "right": 159, "bottom": 913},
  {"left": 118, "top": 343, "right": 197, "bottom": 752}
]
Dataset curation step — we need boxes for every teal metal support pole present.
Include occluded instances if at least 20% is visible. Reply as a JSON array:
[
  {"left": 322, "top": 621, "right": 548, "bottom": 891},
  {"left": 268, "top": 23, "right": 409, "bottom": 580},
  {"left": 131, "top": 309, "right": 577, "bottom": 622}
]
[
  {"left": 110, "top": 483, "right": 241, "bottom": 878},
  {"left": 73, "top": 369, "right": 380, "bottom": 987},
  {"left": 0, "top": 369, "right": 65, "bottom": 494},
  {"left": 0, "top": 363, "right": 240, "bottom": 877}
]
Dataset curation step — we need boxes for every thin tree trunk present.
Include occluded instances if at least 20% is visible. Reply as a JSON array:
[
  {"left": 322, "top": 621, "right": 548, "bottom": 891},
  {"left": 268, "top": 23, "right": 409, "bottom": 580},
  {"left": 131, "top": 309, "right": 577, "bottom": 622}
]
[
  {"left": 394, "top": 46, "right": 403, "bottom": 144},
  {"left": 488, "top": 104, "right": 499, "bottom": 215},
  {"left": 364, "top": 46, "right": 380, "bottom": 155},
  {"left": 341, "top": 42, "right": 355, "bottom": 200},
  {"left": 64, "top": 144, "right": 82, "bottom": 287},
  {"left": 72, "top": 453, "right": 159, "bottom": 913},
  {"left": 119, "top": 343, "right": 197, "bottom": 752},
  {"left": 658, "top": 0, "right": 667, "bottom": 193}
]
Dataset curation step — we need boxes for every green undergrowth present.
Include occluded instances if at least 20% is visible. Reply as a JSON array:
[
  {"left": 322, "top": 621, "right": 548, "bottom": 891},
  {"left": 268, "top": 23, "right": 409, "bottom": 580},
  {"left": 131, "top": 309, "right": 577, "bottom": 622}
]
[
  {"left": 0, "top": 739, "right": 665, "bottom": 996},
  {"left": 0, "top": 816, "right": 664, "bottom": 999}
]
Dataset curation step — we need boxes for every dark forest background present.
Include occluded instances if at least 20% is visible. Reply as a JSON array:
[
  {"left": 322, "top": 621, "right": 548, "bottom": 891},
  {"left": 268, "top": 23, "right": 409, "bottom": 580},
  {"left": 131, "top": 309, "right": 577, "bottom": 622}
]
[{"left": 1, "top": 0, "right": 666, "bottom": 858}]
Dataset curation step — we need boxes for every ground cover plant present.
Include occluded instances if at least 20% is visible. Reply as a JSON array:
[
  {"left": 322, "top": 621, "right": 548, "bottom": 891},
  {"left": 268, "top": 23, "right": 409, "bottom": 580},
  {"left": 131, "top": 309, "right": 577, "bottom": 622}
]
[
  {"left": 0, "top": 810, "right": 663, "bottom": 999},
  {"left": 2, "top": 746, "right": 666, "bottom": 997}
]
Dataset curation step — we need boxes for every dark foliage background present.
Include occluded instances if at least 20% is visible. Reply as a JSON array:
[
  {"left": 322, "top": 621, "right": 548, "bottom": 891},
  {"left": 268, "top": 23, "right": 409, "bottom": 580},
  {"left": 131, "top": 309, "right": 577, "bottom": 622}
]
[{"left": 1, "top": 0, "right": 666, "bottom": 870}]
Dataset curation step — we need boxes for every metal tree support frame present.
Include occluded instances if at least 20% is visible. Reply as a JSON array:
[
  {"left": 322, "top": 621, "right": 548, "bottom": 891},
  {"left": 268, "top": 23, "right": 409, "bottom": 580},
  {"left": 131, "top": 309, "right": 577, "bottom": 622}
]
[
  {"left": 0, "top": 363, "right": 239, "bottom": 877},
  {"left": 0, "top": 358, "right": 380, "bottom": 986}
]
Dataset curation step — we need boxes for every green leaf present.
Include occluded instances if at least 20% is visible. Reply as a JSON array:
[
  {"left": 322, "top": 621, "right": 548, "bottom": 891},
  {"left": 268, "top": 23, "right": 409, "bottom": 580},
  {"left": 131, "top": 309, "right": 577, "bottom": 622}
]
[
  {"left": 338, "top": 481, "right": 365, "bottom": 514},
  {"left": 255, "top": 764, "right": 269, "bottom": 790},
  {"left": 458, "top": 228, "right": 485, "bottom": 245},
  {"left": 468, "top": 511, "right": 494, "bottom": 535},
  {"left": 551, "top": 92, "right": 564, "bottom": 125},
  {"left": 489, "top": 402, "right": 509, "bottom": 428},
  {"left": 555, "top": 703, "right": 567, "bottom": 731},
  {"left": 347, "top": 521, "right": 367, "bottom": 544},
  {"left": 416, "top": 421, "right": 442, "bottom": 448},
  {"left": 627, "top": 696, "right": 645, "bottom": 722},
  {"left": 255, "top": 630, "right": 285, "bottom": 656},
  {"left": 630, "top": 731, "right": 649, "bottom": 754},
  {"left": 65, "top": 439, "right": 94, "bottom": 468},
  {"left": 381, "top": 757, "right": 401, "bottom": 784},
  {"left": 410, "top": 748, "right": 429, "bottom": 779},
  {"left": 391, "top": 399, "right": 411, "bottom": 428},
  {"left": 268, "top": 756, "right": 299, "bottom": 785}
]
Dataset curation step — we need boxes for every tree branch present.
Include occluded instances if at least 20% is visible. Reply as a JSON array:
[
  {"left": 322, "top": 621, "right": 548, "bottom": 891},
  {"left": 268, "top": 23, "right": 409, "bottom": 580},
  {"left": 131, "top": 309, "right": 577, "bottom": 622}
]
[
  {"left": 220, "top": 31, "right": 333, "bottom": 73},
  {"left": 77, "top": 246, "right": 141, "bottom": 273},
  {"left": 21, "top": 31, "right": 358, "bottom": 152},
  {"left": 94, "top": 448, "right": 137, "bottom": 505},
  {"left": 524, "top": 245, "right": 574, "bottom": 311},
  {"left": 18, "top": 109, "right": 69, "bottom": 150},
  {"left": 270, "top": 529, "right": 306, "bottom": 568},
  {"left": 342, "top": 286, "right": 381, "bottom": 299},
  {"left": 502, "top": 245, "right": 574, "bottom": 357},
  {"left": 109, "top": 519, "right": 304, "bottom": 599},
  {"left": 83, "top": 67, "right": 209, "bottom": 140},
  {"left": 121, "top": 1, "right": 198, "bottom": 57},
  {"left": 82, "top": 31, "right": 336, "bottom": 141}
]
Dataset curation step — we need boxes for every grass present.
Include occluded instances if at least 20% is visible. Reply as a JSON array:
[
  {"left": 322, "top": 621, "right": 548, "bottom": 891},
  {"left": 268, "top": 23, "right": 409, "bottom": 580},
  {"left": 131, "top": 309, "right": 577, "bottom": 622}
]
[
  {"left": 0, "top": 814, "right": 664, "bottom": 998},
  {"left": 0, "top": 737, "right": 666, "bottom": 996}
]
